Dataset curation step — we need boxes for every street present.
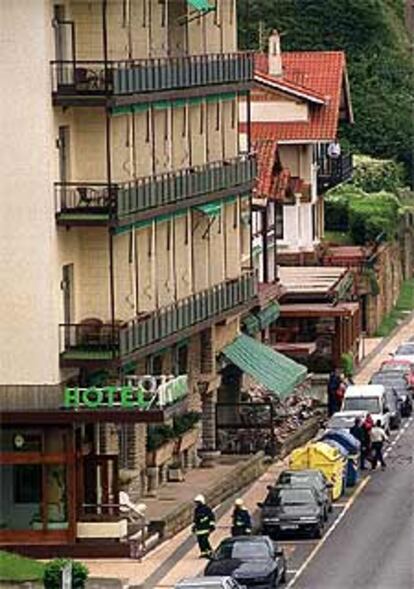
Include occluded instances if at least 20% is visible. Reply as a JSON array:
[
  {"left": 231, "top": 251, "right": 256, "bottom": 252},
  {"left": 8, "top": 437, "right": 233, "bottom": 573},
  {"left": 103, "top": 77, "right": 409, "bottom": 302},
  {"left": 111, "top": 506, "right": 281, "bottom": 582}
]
[{"left": 286, "top": 417, "right": 414, "bottom": 589}]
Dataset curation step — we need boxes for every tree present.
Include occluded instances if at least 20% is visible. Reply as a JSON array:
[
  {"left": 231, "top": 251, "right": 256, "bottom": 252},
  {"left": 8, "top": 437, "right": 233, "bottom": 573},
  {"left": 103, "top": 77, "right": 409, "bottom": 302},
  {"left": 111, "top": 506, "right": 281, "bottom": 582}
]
[{"left": 238, "top": 0, "right": 414, "bottom": 182}]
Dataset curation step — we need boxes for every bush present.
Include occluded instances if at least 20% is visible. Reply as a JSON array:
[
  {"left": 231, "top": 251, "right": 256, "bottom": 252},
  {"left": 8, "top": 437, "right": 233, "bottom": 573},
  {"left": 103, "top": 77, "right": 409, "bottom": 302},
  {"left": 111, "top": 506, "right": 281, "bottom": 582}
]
[
  {"left": 147, "top": 424, "right": 175, "bottom": 451},
  {"left": 173, "top": 412, "right": 201, "bottom": 436},
  {"left": 43, "top": 559, "right": 88, "bottom": 589},
  {"left": 348, "top": 192, "right": 400, "bottom": 244},
  {"left": 352, "top": 155, "right": 404, "bottom": 193},
  {"left": 341, "top": 353, "right": 354, "bottom": 378}
]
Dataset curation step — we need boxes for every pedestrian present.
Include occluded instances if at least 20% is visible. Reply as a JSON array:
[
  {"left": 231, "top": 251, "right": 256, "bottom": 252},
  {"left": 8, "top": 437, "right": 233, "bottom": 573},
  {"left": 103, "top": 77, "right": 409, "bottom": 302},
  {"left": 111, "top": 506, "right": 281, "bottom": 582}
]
[
  {"left": 327, "top": 368, "right": 341, "bottom": 416},
  {"left": 350, "top": 417, "right": 369, "bottom": 470},
  {"left": 362, "top": 413, "right": 374, "bottom": 465},
  {"left": 231, "top": 498, "right": 252, "bottom": 537},
  {"left": 370, "top": 420, "right": 388, "bottom": 470},
  {"left": 334, "top": 377, "right": 347, "bottom": 413},
  {"left": 192, "top": 495, "right": 215, "bottom": 558}
]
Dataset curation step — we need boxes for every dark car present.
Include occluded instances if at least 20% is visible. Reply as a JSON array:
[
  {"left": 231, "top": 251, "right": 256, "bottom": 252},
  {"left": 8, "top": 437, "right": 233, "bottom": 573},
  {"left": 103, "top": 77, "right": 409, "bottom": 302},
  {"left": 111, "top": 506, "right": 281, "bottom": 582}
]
[
  {"left": 275, "top": 470, "right": 332, "bottom": 520},
  {"left": 258, "top": 486, "right": 325, "bottom": 539},
  {"left": 205, "top": 536, "right": 287, "bottom": 588},
  {"left": 370, "top": 372, "right": 412, "bottom": 418}
]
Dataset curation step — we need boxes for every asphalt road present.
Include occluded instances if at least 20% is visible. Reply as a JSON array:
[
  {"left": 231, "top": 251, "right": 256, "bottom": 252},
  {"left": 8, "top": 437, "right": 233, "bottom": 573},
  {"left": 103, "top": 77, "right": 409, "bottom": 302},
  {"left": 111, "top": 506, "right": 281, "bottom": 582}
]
[{"left": 288, "top": 417, "right": 414, "bottom": 589}]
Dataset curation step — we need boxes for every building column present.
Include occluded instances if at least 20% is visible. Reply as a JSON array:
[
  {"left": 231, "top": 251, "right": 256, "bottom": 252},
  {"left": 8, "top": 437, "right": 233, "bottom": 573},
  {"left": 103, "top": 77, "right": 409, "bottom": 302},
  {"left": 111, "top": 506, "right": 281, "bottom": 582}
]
[{"left": 201, "top": 389, "right": 217, "bottom": 451}]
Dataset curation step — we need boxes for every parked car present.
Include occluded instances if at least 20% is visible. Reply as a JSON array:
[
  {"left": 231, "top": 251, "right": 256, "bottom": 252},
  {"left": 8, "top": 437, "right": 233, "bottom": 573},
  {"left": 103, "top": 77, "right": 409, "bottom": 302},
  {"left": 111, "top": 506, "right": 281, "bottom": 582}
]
[
  {"left": 258, "top": 486, "right": 325, "bottom": 539},
  {"left": 380, "top": 359, "right": 414, "bottom": 389},
  {"left": 275, "top": 469, "right": 332, "bottom": 520},
  {"left": 327, "top": 411, "right": 368, "bottom": 431},
  {"left": 341, "top": 384, "right": 391, "bottom": 433},
  {"left": 205, "top": 536, "right": 287, "bottom": 588},
  {"left": 370, "top": 371, "right": 412, "bottom": 417},
  {"left": 393, "top": 343, "right": 414, "bottom": 365},
  {"left": 176, "top": 577, "right": 245, "bottom": 589}
]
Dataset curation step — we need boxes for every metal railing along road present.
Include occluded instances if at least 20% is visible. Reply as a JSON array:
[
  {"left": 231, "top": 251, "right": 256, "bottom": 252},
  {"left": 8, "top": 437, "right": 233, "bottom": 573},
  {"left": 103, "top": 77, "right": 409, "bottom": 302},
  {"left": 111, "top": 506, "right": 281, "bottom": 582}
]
[
  {"left": 51, "top": 52, "right": 254, "bottom": 96},
  {"left": 60, "top": 272, "right": 257, "bottom": 359}
]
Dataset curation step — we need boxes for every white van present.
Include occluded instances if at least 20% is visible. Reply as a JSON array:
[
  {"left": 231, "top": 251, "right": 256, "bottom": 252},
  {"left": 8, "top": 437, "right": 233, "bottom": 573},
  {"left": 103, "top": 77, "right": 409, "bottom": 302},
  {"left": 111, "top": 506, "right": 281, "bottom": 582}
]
[{"left": 341, "top": 384, "right": 390, "bottom": 432}]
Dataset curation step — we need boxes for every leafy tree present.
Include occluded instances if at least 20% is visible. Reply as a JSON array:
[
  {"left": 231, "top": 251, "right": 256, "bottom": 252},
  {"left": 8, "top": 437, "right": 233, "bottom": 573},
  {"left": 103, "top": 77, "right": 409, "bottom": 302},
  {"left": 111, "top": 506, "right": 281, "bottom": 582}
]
[
  {"left": 237, "top": 0, "right": 414, "bottom": 181},
  {"left": 43, "top": 559, "right": 88, "bottom": 589}
]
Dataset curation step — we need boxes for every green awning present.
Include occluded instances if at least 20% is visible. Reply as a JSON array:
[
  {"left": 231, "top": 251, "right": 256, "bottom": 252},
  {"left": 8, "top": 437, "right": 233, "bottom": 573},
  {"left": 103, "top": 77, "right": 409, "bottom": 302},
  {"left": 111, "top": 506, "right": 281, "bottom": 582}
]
[
  {"left": 187, "top": 0, "right": 214, "bottom": 12},
  {"left": 257, "top": 302, "right": 280, "bottom": 330},
  {"left": 195, "top": 201, "right": 222, "bottom": 216},
  {"left": 242, "top": 314, "right": 261, "bottom": 336},
  {"left": 222, "top": 334, "right": 307, "bottom": 398}
]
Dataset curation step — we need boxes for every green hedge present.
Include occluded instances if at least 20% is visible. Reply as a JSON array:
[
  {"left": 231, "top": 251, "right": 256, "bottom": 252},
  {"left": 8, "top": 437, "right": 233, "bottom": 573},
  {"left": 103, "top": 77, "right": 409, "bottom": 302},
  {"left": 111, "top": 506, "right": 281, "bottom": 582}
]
[
  {"left": 348, "top": 192, "right": 400, "bottom": 245},
  {"left": 43, "top": 559, "right": 88, "bottom": 589}
]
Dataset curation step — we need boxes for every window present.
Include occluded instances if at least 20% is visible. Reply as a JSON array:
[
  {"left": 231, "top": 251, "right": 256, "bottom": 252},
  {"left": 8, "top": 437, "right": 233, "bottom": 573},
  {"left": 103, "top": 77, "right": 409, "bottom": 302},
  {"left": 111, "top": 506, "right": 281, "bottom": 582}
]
[
  {"left": 147, "top": 354, "right": 163, "bottom": 375},
  {"left": 182, "top": 106, "right": 187, "bottom": 138},
  {"left": 145, "top": 110, "right": 151, "bottom": 143},
  {"left": 174, "top": 344, "right": 188, "bottom": 375},
  {"left": 312, "top": 204, "right": 317, "bottom": 240},
  {"left": 199, "top": 103, "right": 204, "bottom": 134},
  {"left": 231, "top": 99, "right": 236, "bottom": 129},
  {"left": 14, "top": 465, "right": 42, "bottom": 503},
  {"left": 275, "top": 203, "right": 284, "bottom": 239},
  {"left": 216, "top": 102, "right": 221, "bottom": 131}
]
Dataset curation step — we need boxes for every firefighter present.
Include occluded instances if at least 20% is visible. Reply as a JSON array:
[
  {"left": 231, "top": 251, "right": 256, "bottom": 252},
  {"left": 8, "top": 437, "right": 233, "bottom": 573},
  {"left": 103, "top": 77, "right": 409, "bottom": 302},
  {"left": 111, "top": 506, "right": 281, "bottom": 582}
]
[
  {"left": 231, "top": 498, "right": 252, "bottom": 536},
  {"left": 192, "top": 495, "right": 215, "bottom": 558}
]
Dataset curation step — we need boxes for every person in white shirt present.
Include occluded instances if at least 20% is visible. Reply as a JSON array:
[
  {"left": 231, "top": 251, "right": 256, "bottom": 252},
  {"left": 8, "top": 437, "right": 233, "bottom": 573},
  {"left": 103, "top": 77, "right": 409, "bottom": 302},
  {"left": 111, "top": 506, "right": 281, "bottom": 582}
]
[
  {"left": 370, "top": 420, "right": 389, "bottom": 470},
  {"left": 327, "top": 138, "right": 341, "bottom": 159}
]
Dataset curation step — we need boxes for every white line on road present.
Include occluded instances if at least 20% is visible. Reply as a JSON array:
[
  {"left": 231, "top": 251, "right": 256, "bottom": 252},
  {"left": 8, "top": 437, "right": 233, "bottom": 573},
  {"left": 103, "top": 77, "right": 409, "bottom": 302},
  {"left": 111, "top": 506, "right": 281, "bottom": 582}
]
[{"left": 286, "top": 476, "right": 371, "bottom": 589}]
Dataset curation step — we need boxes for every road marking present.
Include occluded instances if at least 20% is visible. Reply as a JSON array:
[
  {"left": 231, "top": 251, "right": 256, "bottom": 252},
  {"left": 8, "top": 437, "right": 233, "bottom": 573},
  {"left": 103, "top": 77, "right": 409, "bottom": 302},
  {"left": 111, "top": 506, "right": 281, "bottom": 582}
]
[
  {"left": 287, "top": 569, "right": 299, "bottom": 574},
  {"left": 286, "top": 476, "right": 371, "bottom": 589},
  {"left": 332, "top": 502, "right": 347, "bottom": 507}
]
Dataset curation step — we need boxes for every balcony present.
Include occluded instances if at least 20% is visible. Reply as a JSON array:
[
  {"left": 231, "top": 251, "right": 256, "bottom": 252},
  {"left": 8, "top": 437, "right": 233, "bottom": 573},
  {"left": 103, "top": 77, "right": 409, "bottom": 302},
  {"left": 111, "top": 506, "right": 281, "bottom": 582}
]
[
  {"left": 51, "top": 52, "right": 254, "bottom": 106},
  {"left": 55, "top": 155, "right": 256, "bottom": 227},
  {"left": 317, "top": 153, "right": 353, "bottom": 193},
  {"left": 59, "top": 271, "right": 258, "bottom": 366}
]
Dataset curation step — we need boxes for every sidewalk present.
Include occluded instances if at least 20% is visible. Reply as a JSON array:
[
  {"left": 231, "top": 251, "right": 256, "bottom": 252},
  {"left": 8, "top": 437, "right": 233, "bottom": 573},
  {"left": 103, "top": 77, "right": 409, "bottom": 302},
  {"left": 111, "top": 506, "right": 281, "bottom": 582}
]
[{"left": 83, "top": 313, "right": 414, "bottom": 588}]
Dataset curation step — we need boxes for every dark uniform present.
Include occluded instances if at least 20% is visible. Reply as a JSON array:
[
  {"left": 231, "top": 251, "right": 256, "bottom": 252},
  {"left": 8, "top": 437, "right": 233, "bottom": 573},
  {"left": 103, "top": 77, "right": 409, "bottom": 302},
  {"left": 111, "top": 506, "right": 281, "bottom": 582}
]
[
  {"left": 193, "top": 502, "right": 215, "bottom": 557},
  {"left": 231, "top": 506, "right": 252, "bottom": 536}
]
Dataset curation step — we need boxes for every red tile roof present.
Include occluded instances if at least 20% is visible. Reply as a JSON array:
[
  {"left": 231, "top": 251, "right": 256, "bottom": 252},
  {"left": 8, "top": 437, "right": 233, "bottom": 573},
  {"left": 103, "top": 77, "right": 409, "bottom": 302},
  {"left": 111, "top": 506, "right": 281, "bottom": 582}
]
[
  {"left": 253, "top": 140, "right": 291, "bottom": 200},
  {"left": 242, "top": 51, "right": 348, "bottom": 142}
]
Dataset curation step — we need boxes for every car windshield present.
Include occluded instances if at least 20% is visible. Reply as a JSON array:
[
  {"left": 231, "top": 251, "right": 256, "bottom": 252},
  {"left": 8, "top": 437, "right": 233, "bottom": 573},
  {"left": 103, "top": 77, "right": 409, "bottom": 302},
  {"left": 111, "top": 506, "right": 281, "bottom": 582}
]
[
  {"left": 343, "top": 397, "right": 380, "bottom": 413},
  {"left": 273, "top": 488, "right": 315, "bottom": 506},
  {"left": 396, "top": 344, "right": 414, "bottom": 355},
  {"left": 381, "top": 363, "right": 408, "bottom": 373},
  {"left": 279, "top": 474, "right": 321, "bottom": 489},
  {"left": 216, "top": 541, "right": 271, "bottom": 561}
]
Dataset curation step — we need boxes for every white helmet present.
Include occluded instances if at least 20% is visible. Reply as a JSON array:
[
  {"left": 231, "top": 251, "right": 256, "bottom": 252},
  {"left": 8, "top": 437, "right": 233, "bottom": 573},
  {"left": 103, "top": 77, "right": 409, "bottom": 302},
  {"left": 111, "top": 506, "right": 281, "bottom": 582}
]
[
  {"left": 194, "top": 494, "right": 205, "bottom": 504},
  {"left": 235, "top": 498, "right": 244, "bottom": 507}
]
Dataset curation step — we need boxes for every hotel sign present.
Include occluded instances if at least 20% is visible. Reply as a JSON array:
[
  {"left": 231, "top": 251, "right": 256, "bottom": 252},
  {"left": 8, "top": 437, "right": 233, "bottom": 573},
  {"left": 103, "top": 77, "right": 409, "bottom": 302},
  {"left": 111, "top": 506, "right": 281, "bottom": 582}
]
[{"left": 64, "top": 374, "right": 188, "bottom": 410}]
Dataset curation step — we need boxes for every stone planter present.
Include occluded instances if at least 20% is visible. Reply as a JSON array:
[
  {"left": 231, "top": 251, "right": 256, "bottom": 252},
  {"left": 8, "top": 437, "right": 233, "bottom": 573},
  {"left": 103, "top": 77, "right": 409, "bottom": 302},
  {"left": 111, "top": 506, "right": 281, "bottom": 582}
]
[
  {"left": 146, "top": 439, "right": 175, "bottom": 467},
  {"left": 177, "top": 426, "right": 200, "bottom": 452}
]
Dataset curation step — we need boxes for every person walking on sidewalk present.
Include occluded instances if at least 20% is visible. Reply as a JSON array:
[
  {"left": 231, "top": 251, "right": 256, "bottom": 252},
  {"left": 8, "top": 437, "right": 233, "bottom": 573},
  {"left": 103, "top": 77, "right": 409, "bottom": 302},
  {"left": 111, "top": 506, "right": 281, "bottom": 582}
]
[
  {"left": 350, "top": 417, "right": 369, "bottom": 470},
  {"left": 231, "top": 498, "right": 252, "bottom": 536},
  {"left": 370, "top": 420, "right": 389, "bottom": 470},
  {"left": 327, "top": 368, "right": 341, "bottom": 416},
  {"left": 192, "top": 495, "right": 215, "bottom": 558}
]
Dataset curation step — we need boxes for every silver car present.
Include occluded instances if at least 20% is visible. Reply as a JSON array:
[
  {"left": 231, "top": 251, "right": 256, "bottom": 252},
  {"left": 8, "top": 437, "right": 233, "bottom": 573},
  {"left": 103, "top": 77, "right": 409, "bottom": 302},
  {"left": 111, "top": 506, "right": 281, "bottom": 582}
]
[{"left": 176, "top": 576, "right": 245, "bottom": 589}]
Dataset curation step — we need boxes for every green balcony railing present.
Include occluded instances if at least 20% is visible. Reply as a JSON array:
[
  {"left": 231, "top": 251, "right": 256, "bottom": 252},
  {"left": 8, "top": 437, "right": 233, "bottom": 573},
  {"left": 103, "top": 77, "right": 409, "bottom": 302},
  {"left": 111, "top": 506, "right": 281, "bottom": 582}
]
[
  {"left": 59, "top": 272, "right": 257, "bottom": 362},
  {"left": 55, "top": 155, "right": 256, "bottom": 224},
  {"left": 51, "top": 52, "right": 254, "bottom": 98}
]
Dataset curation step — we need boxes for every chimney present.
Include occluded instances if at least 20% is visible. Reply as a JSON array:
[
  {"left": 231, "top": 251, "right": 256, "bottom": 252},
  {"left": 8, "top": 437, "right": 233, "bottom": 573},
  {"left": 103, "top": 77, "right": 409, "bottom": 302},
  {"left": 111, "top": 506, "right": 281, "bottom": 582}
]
[{"left": 268, "top": 30, "right": 282, "bottom": 77}]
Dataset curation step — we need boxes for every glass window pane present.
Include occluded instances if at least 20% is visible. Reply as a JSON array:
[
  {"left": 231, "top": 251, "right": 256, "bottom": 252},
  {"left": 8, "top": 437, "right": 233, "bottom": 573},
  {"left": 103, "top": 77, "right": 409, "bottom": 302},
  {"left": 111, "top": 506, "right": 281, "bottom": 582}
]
[
  {"left": 46, "top": 465, "right": 69, "bottom": 530},
  {"left": 0, "top": 465, "right": 42, "bottom": 530}
]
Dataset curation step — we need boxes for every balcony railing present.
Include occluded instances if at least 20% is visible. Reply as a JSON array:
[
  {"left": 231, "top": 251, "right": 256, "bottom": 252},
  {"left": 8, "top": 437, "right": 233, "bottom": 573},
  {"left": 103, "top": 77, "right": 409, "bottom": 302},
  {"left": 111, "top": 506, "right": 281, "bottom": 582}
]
[
  {"left": 60, "top": 271, "right": 257, "bottom": 362},
  {"left": 51, "top": 52, "right": 254, "bottom": 98},
  {"left": 55, "top": 155, "right": 256, "bottom": 224},
  {"left": 317, "top": 153, "right": 353, "bottom": 192}
]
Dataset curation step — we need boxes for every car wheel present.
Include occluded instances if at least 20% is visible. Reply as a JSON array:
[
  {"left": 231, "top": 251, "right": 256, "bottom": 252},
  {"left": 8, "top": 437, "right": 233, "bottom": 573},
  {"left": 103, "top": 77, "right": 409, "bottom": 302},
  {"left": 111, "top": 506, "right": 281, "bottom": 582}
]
[
  {"left": 313, "top": 523, "right": 323, "bottom": 539},
  {"left": 324, "top": 507, "right": 329, "bottom": 522},
  {"left": 280, "top": 566, "right": 287, "bottom": 584}
]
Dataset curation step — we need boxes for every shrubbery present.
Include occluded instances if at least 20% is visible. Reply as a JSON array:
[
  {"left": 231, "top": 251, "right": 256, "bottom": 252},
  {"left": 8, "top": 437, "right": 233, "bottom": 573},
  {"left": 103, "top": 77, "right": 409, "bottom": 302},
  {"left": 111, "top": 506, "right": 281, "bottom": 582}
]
[
  {"left": 147, "top": 412, "right": 201, "bottom": 450},
  {"left": 352, "top": 156, "right": 404, "bottom": 194},
  {"left": 43, "top": 559, "right": 88, "bottom": 589}
]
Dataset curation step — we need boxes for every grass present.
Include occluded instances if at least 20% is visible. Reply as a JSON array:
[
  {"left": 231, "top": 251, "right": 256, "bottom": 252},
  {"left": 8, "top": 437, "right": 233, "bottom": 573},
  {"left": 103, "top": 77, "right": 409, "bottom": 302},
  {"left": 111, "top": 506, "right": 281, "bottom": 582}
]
[
  {"left": 323, "top": 230, "right": 354, "bottom": 246},
  {"left": 375, "top": 279, "right": 414, "bottom": 336},
  {"left": 0, "top": 550, "right": 45, "bottom": 582}
]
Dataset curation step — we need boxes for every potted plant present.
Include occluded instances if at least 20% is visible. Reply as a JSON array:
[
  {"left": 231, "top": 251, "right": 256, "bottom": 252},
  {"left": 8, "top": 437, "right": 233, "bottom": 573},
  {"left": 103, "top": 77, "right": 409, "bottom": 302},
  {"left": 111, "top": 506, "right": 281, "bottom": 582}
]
[
  {"left": 146, "top": 424, "right": 176, "bottom": 467},
  {"left": 174, "top": 412, "right": 201, "bottom": 452}
]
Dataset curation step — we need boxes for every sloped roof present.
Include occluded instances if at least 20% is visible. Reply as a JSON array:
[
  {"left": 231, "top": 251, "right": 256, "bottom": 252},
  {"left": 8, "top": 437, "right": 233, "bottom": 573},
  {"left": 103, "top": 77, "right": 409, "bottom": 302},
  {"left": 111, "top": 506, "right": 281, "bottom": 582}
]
[
  {"left": 242, "top": 51, "right": 352, "bottom": 142},
  {"left": 253, "top": 139, "right": 290, "bottom": 200}
]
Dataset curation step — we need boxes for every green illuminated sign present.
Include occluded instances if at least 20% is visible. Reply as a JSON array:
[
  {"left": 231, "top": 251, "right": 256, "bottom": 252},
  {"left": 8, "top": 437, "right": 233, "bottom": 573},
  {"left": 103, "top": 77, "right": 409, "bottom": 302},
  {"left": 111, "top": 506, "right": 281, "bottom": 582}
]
[{"left": 64, "top": 375, "right": 188, "bottom": 410}]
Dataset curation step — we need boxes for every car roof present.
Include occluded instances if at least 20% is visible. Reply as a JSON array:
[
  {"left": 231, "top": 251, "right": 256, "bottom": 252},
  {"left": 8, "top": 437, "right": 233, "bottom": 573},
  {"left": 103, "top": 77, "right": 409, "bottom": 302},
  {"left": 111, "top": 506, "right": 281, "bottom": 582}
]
[
  {"left": 273, "top": 484, "right": 316, "bottom": 492},
  {"left": 344, "top": 384, "right": 385, "bottom": 397},
  {"left": 221, "top": 535, "right": 269, "bottom": 545},
  {"left": 177, "top": 577, "right": 234, "bottom": 586},
  {"left": 382, "top": 359, "right": 411, "bottom": 366}
]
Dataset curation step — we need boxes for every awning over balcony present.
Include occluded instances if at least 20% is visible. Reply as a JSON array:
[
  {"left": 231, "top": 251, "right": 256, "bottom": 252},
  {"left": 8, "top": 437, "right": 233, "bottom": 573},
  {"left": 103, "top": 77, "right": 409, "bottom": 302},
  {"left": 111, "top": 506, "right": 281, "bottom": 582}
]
[
  {"left": 196, "top": 201, "right": 222, "bottom": 216},
  {"left": 243, "top": 302, "right": 280, "bottom": 335},
  {"left": 223, "top": 334, "right": 307, "bottom": 398},
  {"left": 187, "top": 0, "right": 214, "bottom": 12}
]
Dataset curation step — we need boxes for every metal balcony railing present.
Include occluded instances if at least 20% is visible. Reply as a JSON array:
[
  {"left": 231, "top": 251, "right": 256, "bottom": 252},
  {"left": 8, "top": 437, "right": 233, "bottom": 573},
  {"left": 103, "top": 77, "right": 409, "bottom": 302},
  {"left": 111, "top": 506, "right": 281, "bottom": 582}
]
[
  {"left": 317, "top": 153, "right": 353, "bottom": 192},
  {"left": 55, "top": 155, "right": 256, "bottom": 222},
  {"left": 51, "top": 52, "right": 254, "bottom": 97},
  {"left": 59, "top": 272, "right": 257, "bottom": 361}
]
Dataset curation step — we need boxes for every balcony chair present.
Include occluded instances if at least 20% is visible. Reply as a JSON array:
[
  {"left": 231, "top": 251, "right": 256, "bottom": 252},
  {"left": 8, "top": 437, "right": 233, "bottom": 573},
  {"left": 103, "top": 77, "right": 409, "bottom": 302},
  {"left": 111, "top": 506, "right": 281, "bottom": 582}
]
[{"left": 79, "top": 317, "right": 104, "bottom": 348}]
